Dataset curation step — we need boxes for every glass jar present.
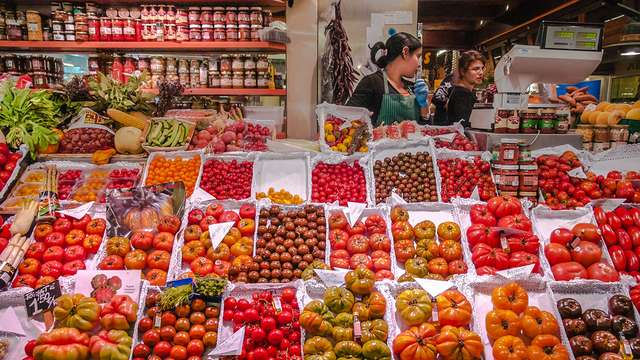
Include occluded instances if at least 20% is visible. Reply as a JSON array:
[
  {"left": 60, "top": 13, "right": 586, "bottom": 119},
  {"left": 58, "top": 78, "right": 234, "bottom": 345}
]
[
  {"left": 519, "top": 109, "right": 538, "bottom": 133},
  {"left": 219, "top": 55, "right": 231, "bottom": 72},
  {"left": 495, "top": 164, "right": 519, "bottom": 192},
  {"left": 225, "top": 7, "right": 237, "bottom": 26},
  {"left": 250, "top": 7, "right": 263, "bottom": 26},
  {"left": 165, "top": 6, "right": 175, "bottom": 23},
  {"left": 179, "top": 73, "right": 190, "bottom": 88},
  {"left": 251, "top": 24, "right": 262, "bottom": 41},
  {"left": 593, "top": 141, "right": 610, "bottom": 153},
  {"left": 539, "top": 109, "right": 556, "bottom": 133},
  {"left": 575, "top": 124, "right": 594, "bottom": 142},
  {"left": 177, "top": 58, "right": 189, "bottom": 74},
  {"left": 232, "top": 71, "right": 244, "bottom": 88},
  {"left": 555, "top": 111, "right": 570, "bottom": 133},
  {"left": 208, "top": 58, "right": 218, "bottom": 72},
  {"left": 594, "top": 125, "right": 610, "bottom": 143},
  {"left": 209, "top": 71, "right": 220, "bottom": 87},
  {"left": 244, "top": 71, "right": 256, "bottom": 88},
  {"left": 190, "top": 71, "right": 199, "bottom": 88},
  {"left": 165, "top": 57, "right": 177, "bottom": 73},
  {"left": 100, "top": 17, "right": 112, "bottom": 40},
  {"left": 200, "top": 7, "right": 212, "bottom": 25},
  {"left": 582, "top": 142, "right": 593, "bottom": 151},
  {"left": 237, "top": 7, "right": 250, "bottom": 25},
  {"left": 226, "top": 24, "right": 238, "bottom": 41},
  {"left": 164, "top": 23, "right": 176, "bottom": 41},
  {"left": 238, "top": 24, "right": 250, "bottom": 41},
  {"left": 518, "top": 164, "right": 538, "bottom": 192},
  {"left": 199, "top": 61, "right": 208, "bottom": 87},
  {"left": 176, "top": 8, "right": 188, "bottom": 25},
  {"left": 26, "top": 10, "right": 43, "bottom": 41},
  {"left": 494, "top": 109, "right": 509, "bottom": 133},
  {"left": 213, "top": 7, "right": 225, "bottom": 25},
  {"left": 257, "top": 55, "right": 269, "bottom": 72},
  {"left": 123, "top": 18, "right": 135, "bottom": 41},
  {"left": 188, "top": 7, "right": 200, "bottom": 24},
  {"left": 176, "top": 25, "right": 189, "bottom": 41},
  {"left": 257, "top": 72, "right": 269, "bottom": 88},
  {"left": 220, "top": 71, "right": 232, "bottom": 88},
  {"left": 518, "top": 143, "right": 532, "bottom": 163},
  {"left": 263, "top": 10, "right": 272, "bottom": 27},
  {"left": 111, "top": 18, "right": 123, "bottom": 41},
  {"left": 213, "top": 24, "right": 225, "bottom": 41},
  {"left": 65, "top": 30, "right": 75, "bottom": 41},
  {"left": 232, "top": 55, "right": 244, "bottom": 72},
  {"left": 498, "top": 139, "right": 520, "bottom": 165},
  {"left": 189, "top": 26, "right": 201, "bottom": 41},
  {"left": 201, "top": 24, "right": 212, "bottom": 40},
  {"left": 610, "top": 125, "right": 629, "bottom": 143},
  {"left": 244, "top": 55, "right": 256, "bottom": 71}
]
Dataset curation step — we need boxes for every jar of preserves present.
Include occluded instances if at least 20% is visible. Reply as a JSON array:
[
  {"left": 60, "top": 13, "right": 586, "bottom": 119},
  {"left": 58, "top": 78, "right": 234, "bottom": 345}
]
[
  {"left": 75, "top": 21, "right": 88, "bottom": 33},
  {"left": 189, "top": 27, "right": 201, "bottom": 41},
  {"left": 498, "top": 139, "right": 520, "bottom": 165},
  {"left": 250, "top": 7, "right": 263, "bottom": 26},
  {"left": 232, "top": 71, "right": 244, "bottom": 88},
  {"left": 251, "top": 24, "right": 262, "bottom": 41},
  {"left": 179, "top": 73, "right": 190, "bottom": 88},
  {"left": 213, "top": 7, "right": 225, "bottom": 25},
  {"left": 207, "top": 71, "right": 219, "bottom": 87},
  {"left": 176, "top": 25, "right": 189, "bottom": 41},
  {"left": 65, "top": 30, "right": 75, "bottom": 41},
  {"left": 263, "top": 10, "right": 273, "bottom": 27},
  {"left": 238, "top": 24, "right": 250, "bottom": 41},
  {"left": 150, "top": 57, "right": 165, "bottom": 74},
  {"left": 188, "top": 7, "right": 200, "bottom": 24},
  {"left": 219, "top": 55, "right": 231, "bottom": 72},
  {"left": 257, "top": 55, "right": 269, "bottom": 72},
  {"left": 165, "top": 6, "right": 175, "bottom": 23},
  {"left": 164, "top": 23, "right": 176, "bottom": 41},
  {"left": 257, "top": 72, "right": 269, "bottom": 88},
  {"left": 495, "top": 164, "right": 519, "bottom": 192},
  {"left": 26, "top": 10, "right": 43, "bottom": 41},
  {"left": 225, "top": 7, "right": 237, "bottom": 26},
  {"left": 201, "top": 24, "right": 212, "bottom": 41},
  {"left": 176, "top": 8, "right": 188, "bottom": 25},
  {"left": 165, "top": 57, "right": 177, "bottom": 73},
  {"left": 208, "top": 58, "right": 218, "bottom": 72},
  {"left": 75, "top": 30, "right": 88, "bottom": 41},
  {"left": 555, "top": 111, "right": 570, "bottom": 133},
  {"left": 64, "top": 21, "right": 75, "bottom": 33},
  {"left": 244, "top": 71, "right": 257, "bottom": 88},
  {"left": 575, "top": 124, "right": 594, "bottom": 142},
  {"left": 88, "top": 16, "right": 99, "bottom": 40},
  {"left": 100, "top": 17, "right": 112, "bottom": 40},
  {"left": 213, "top": 24, "right": 225, "bottom": 41},
  {"left": 539, "top": 109, "right": 556, "bottom": 133},
  {"left": 52, "top": 20, "right": 64, "bottom": 33},
  {"left": 200, "top": 7, "right": 212, "bottom": 25},
  {"left": 190, "top": 71, "right": 199, "bottom": 88},
  {"left": 519, "top": 109, "right": 538, "bottom": 133},
  {"left": 244, "top": 55, "right": 256, "bottom": 71},
  {"left": 220, "top": 71, "right": 232, "bottom": 88},
  {"left": 74, "top": 12, "right": 87, "bottom": 23},
  {"left": 199, "top": 62, "right": 208, "bottom": 86},
  {"left": 594, "top": 124, "right": 609, "bottom": 143},
  {"left": 32, "top": 71, "right": 47, "bottom": 88},
  {"left": 189, "top": 59, "right": 200, "bottom": 73},
  {"left": 111, "top": 18, "right": 123, "bottom": 41},
  {"left": 154, "top": 22, "right": 165, "bottom": 41},
  {"left": 232, "top": 55, "right": 244, "bottom": 72},
  {"left": 123, "top": 18, "right": 135, "bottom": 41},
  {"left": 610, "top": 124, "right": 629, "bottom": 143},
  {"left": 518, "top": 143, "right": 532, "bottom": 163},
  {"left": 494, "top": 109, "right": 509, "bottom": 133},
  {"left": 226, "top": 24, "right": 238, "bottom": 41},
  {"left": 518, "top": 164, "right": 538, "bottom": 192},
  {"left": 238, "top": 7, "right": 250, "bottom": 25}
]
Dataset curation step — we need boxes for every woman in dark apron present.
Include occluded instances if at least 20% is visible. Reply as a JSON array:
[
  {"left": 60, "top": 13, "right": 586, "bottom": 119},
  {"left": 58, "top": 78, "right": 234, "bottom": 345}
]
[{"left": 347, "top": 32, "right": 428, "bottom": 127}]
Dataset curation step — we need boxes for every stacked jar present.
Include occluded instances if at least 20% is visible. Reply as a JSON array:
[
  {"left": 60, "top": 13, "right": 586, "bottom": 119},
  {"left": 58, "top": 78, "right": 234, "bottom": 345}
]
[
  {"left": 492, "top": 139, "right": 537, "bottom": 202},
  {"left": 517, "top": 142, "right": 538, "bottom": 203},
  {"left": 0, "top": 55, "right": 63, "bottom": 88}
]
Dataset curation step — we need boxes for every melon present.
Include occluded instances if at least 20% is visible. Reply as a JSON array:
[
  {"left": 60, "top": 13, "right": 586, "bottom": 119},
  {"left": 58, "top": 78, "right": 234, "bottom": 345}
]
[
  {"left": 627, "top": 108, "right": 640, "bottom": 121},
  {"left": 607, "top": 110, "right": 624, "bottom": 125},
  {"left": 596, "top": 102, "right": 610, "bottom": 111},
  {"left": 581, "top": 111, "right": 593, "bottom": 124},
  {"left": 590, "top": 111, "right": 603, "bottom": 124},
  {"left": 595, "top": 111, "right": 610, "bottom": 125}
]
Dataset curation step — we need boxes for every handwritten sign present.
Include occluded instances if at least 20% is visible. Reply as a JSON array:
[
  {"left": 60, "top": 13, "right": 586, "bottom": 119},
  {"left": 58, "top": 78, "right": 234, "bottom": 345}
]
[
  {"left": 496, "top": 264, "right": 535, "bottom": 279},
  {"left": 25, "top": 280, "right": 61, "bottom": 317},
  {"left": 58, "top": 202, "right": 94, "bottom": 219},
  {"left": 209, "top": 222, "right": 235, "bottom": 249},
  {"left": 315, "top": 269, "right": 349, "bottom": 287},
  {"left": 346, "top": 202, "right": 366, "bottom": 227}
]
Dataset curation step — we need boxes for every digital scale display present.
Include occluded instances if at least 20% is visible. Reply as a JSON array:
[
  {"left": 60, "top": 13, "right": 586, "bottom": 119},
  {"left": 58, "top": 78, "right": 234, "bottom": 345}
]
[{"left": 539, "top": 22, "right": 602, "bottom": 52}]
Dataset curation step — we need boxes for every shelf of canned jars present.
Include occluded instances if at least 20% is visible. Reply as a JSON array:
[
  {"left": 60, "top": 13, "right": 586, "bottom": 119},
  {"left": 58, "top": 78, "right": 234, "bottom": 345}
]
[
  {"left": 141, "top": 87, "right": 286, "bottom": 96},
  {"left": 0, "top": 40, "right": 286, "bottom": 52}
]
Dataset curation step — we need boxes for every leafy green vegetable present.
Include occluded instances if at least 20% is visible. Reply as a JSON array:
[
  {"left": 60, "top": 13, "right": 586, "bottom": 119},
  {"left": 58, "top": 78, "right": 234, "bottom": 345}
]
[
  {"left": 194, "top": 276, "right": 227, "bottom": 297},
  {"left": 88, "top": 72, "right": 154, "bottom": 114},
  {"left": 0, "top": 82, "right": 61, "bottom": 158}
]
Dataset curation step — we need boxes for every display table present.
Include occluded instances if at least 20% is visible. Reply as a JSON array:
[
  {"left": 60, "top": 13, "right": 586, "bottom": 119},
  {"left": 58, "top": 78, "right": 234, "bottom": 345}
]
[{"left": 467, "top": 130, "right": 583, "bottom": 151}]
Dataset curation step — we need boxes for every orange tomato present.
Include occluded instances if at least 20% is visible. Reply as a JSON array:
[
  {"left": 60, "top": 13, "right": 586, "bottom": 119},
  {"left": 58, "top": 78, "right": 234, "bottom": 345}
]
[
  {"left": 520, "top": 306, "right": 560, "bottom": 338},
  {"left": 491, "top": 282, "right": 529, "bottom": 314},
  {"left": 527, "top": 335, "right": 569, "bottom": 360},
  {"left": 435, "top": 290, "right": 472, "bottom": 327},
  {"left": 485, "top": 309, "right": 521, "bottom": 342},
  {"left": 492, "top": 335, "right": 527, "bottom": 360}
]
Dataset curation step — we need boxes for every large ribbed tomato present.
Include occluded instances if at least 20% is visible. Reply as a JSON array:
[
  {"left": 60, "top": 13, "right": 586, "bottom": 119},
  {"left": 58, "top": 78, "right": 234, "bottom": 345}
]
[
  {"left": 491, "top": 282, "right": 529, "bottom": 314},
  {"left": 520, "top": 306, "right": 560, "bottom": 338},
  {"left": 435, "top": 325, "right": 483, "bottom": 360},
  {"left": 392, "top": 322, "right": 438, "bottom": 360},
  {"left": 436, "top": 290, "right": 472, "bottom": 327}
]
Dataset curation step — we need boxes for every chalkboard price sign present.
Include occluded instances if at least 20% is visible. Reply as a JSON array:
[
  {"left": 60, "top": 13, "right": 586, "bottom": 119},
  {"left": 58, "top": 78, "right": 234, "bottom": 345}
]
[{"left": 24, "top": 280, "right": 61, "bottom": 317}]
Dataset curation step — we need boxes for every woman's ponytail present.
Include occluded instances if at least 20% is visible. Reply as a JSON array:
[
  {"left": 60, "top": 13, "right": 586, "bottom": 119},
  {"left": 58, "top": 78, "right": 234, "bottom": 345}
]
[
  {"left": 369, "top": 32, "right": 421, "bottom": 69},
  {"left": 370, "top": 41, "right": 388, "bottom": 68}
]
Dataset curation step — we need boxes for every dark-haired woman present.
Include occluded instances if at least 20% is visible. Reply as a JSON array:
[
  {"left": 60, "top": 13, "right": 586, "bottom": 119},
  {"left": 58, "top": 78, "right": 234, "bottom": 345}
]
[
  {"left": 346, "top": 32, "right": 428, "bottom": 127},
  {"left": 435, "top": 50, "right": 486, "bottom": 127}
]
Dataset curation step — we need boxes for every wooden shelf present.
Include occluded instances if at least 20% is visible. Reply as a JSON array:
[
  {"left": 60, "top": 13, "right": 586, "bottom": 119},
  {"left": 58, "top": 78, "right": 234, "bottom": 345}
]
[
  {"left": 0, "top": 41, "right": 286, "bottom": 53},
  {"left": 143, "top": 88, "right": 286, "bottom": 96},
  {"left": 14, "top": 0, "right": 285, "bottom": 7}
]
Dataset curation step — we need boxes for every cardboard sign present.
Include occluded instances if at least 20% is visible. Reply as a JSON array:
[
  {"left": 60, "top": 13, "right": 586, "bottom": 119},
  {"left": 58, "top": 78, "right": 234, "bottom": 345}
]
[{"left": 25, "top": 280, "right": 61, "bottom": 317}]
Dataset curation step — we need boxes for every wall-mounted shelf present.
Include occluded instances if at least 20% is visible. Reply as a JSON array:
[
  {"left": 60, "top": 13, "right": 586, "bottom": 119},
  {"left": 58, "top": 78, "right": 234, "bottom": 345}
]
[
  {"left": 0, "top": 41, "right": 286, "bottom": 53},
  {"left": 142, "top": 88, "right": 287, "bottom": 96}
]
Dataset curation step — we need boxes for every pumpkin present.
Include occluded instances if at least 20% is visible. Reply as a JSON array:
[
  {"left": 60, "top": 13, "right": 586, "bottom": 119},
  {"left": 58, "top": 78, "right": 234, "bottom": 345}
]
[
  {"left": 436, "top": 290, "right": 472, "bottom": 327},
  {"left": 491, "top": 282, "right": 528, "bottom": 314},
  {"left": 396, "top": 288, "right": 433, "bottom": 326},
  {"left": 392, "top": 322, "right": 438, "bottom": 360},
  {"left": 527, "top": 334, "right": 569, "bottom": 360},
  {"left": 492, "top": 335, "right": 527, "bottom": 360},
  {"left": 324, "top": 287, "right": 355, "bottom": 314},
  {"left": 485, "top": 309, "right": 521, "bottom": 342},
  {"left": 361, "top": 319, "right": 388, "bottom": 343},
  {"left": 520, "top": 306, "right": 559, "bottom": 338},
  {"left": 435, "top": 325, "right": 483, "bottom": 360}
]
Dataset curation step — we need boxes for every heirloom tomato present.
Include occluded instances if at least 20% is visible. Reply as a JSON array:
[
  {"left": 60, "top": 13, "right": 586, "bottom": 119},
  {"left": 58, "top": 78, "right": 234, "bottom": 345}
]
[
  {"left": 485, "top": 309, "right": 521, "bottom": 341},
  {"left": 551, "top": 261, "right": 587, "bottom": 281},
  {"left": 32, "top": 328, "right": 90, "bottom": 360},
  {"left": 491, "top": 282, "right": 528, "bottom": 314},
  {"left": 53, "top": 294, "right": 100, "bottom": 331},
  {"left": 345, "top": 267, "right": 375, "bottom": 295},
  {"left": 435, "top": 325, "right": 483, "bottom": 360},
  {"left": 492, "top": 335, "right": 527, "bottom": 360},
  {"left": 520, "top": 306, "right": 559, "bottom": 338},
  {"left": 392, "top": 322, "right": 437, "bottom": 360},
  {"left": 487, "top": 195, "right": 522, "bottom": 218},
  {"left": 436, "top": 290, "right": 472, "bottom": 327},
  {"left": 396, "top": 289, "right": 432, "bottom": 326}
]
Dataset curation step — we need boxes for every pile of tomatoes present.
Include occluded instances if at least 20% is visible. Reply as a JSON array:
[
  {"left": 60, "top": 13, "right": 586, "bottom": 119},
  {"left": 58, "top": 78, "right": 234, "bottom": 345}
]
[
  {"left": 465, "top": 196, "right": 541, "bottom": 275},
  {"left": 593, "top": 206, "right": 640, "bottom": 277},
  {"left": 311, "top": 161, "right": 367, "bottom": 205},
  {"left": 393, "top": 287, "right": 483, "bottom": 360},
  {"left": 485, "top": 282, "right": 568, "bottom": 360},
  {"left": 544, "top": 222, "right": 619, "bottom": 282},
  {"left": 437, "top": 157, "right": 496, "bottom": 202},
  {"left": 222, "top": 288, "right": 302, "bottom": 359},
  {"left": 98, "top": 214, "right": 182, "bottom": 286},
  {"left": 133, "top": 291, "right": 219, "bottom": 359},
  {"left": 328, "top": 210, "right": 393, "bottom": 280},
  {"left": 390, "top": 206, "right": 466, "bottom": 280},
  {"left": 13, "top": 213, "right": 107, "bottom": 289},
  {"left": 199, "top": 159, "right": 253, "bottom": 200},
  {"left": 145, "top": 154, "right": 202, "bottom": 196},
  {"left": 182, "top": 202, "right": 255, "bottom": 278}
]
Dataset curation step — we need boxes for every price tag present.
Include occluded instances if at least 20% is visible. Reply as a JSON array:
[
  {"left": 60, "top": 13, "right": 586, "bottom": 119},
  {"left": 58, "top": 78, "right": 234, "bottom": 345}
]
[
  {"left": 568, "top": 236, "right": 581, "bottom": 250},
  {"left": 315, "top": 269, "right": 349, "bottom": 287},
  {"left": 590, "top": 198, "right": 627, "bottom": 212},
  {"left": 353, "top": 314, "right": 362, "bottom": 340},
  {"left": 208, "top": 222, "right": 235, "bottom": 249},
  {"left": 154, "top": 313, "right": 161, "bottom": 328},
  {"left": 273, "top": 296, "right": 282, "bottom": 312},
  {"left": 496, "top": 264, "right": 535, "bottom": 279},
  {"left": 390, "top": 192, "right": 407, "bottom": 205},
  {"left": 346, "top": 202, "right": 366, "bottom": 227},
  {"left": 470, "top": 187, "right": 480, "bottom": 201},
  {"left": 191, "top": 188, "right": 216, "bottom": 202},
  {"left": 414, "top": 278, "right": 454, "bottom": 297},
  {"left": 434, "top": 132, "right": 457, "bottom": 143},
  {"left": 621, "top": 334, "right": 632, "bottom": 355},
  {"left": 57, "top": 202, "right": 94, "bottom": 220},
  {"left": 567, "top": 167, "right": 588, "bottom": 179},
  {"left": 431, "top": 300, "right": 439, "bottom": 321},
  {"left": 24, "top": 280, "right": 61, "bottom": 317},
  {"left": 208, "top": 326, "right": 246, "bottom": 357}
]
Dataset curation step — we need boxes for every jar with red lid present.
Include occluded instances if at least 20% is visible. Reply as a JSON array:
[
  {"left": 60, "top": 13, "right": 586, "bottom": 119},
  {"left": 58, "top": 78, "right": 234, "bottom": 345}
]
[
  {"left": 164, "top": 23, "right": 176, "bottom": 41},
  {"left": 226, "top": 24, "right": 238, "bottom": 41},
  {"left": 123, "top": 18, "right": 135, "bottom": 41},
  {"left": 176, "top": 25, "right": 189, "bottom": 41},
  {"left": 111, "top": 18, "right": 123, "bottom": 41},
  {"left": 188, "top": 7, "right": 200, "bottom": 24},
  {"left": 498, "top": 139, "right": 520, "bottom": 164},
  {"left": 200, "top": 7, "right": 212, "bottom": 25},
  {"left": 238, "top": 24, "right": 250, "bottom": 41},
  {"left": 166, "top": 6, "right": 175, "bottom": 23},
  {"left": 189, "top": 27, "right": 201, "bottom": 41},
  {"left": 219, "top": 55, "right": 231, "bottom": 72},
  {"left": 213, "top": 7, "right": 225, "bottom": 25},
  {"left": 251, "top": 24, "right": 262, "bottom": 41},
  {"left": 88, "top": 16, "right": 99, "bottom": 40},
  {"left": 201, "top": 24, "right": 212, "bottom": 41},
  {"left": 99, "top": 18, "right": 112, "bottom": 40},
  {"left": 495, "top": 164, "right": 519, "bottom": 192},
  {"left": 213, "top": 24, "right": 225, "bottom": 41},
  {"left": 250, "top": 7, "right": 263, "bottom": 26},
  {"left": 232, "top": 71, "right": 244, "bottom": 88},
  {"left": 176, "top": 8, "right": 188, "bottom": 25},
  {"left": 494, "top": 109, "right": 509, "bottom": 133},
  {"left": 237, "top": 7, "right": 250, "bottom": 25},
  {"left": 225, "top": 7, "right": 237, "bottom": 26},
  {"left": 134, "top": 19, "right": 142, "bottom": 41},
  {"left": 518, "top": 164, "right": 538, "bottom": 192}
]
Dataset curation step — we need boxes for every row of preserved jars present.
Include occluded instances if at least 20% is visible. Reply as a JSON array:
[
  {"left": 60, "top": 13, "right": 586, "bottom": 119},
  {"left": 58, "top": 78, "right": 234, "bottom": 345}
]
[{"left": 0, "top": 55, "right": 63, "bottom": 88}]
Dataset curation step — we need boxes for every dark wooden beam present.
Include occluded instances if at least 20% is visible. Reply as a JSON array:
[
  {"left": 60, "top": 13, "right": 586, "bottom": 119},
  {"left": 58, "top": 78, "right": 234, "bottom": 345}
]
[
  {"left": 422, "top": 31, "right": 471, "bottom": 49},
  {"left": 419, "top": 3, "right": 504, "bottom": 19},
  {"left": 422, "top": 20, "right": 477, "bottom": 31}
]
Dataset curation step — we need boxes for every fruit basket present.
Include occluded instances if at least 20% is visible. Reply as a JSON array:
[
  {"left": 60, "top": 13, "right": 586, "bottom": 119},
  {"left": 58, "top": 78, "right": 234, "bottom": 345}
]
[
  {"left": 549, "top": 281, "right": 640, "bottom": 359},
  {"left": 142, "top": 150, "right": 203, "bottom": 197},
  {"left": 197, "top": 153, "right": 256, "bottom": 201},
  {"left": 368, "top": 138, "right": 441, "bottom": 204},
  {"left": 310, "top": 153, "right": 370, "bottom": 205},
  {"left": 531, "top": 206, "right": 619, "bottom": 282},
  {"left": 252, "top": 152, "right": 311, "bottom": 204}
]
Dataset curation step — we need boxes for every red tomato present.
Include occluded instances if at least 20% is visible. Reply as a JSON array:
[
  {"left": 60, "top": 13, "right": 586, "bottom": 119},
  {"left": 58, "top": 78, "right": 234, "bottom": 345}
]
[
  {"left": 131, "top": 231, "right": 154, "bottom": 250},
  {"left": 544, "top": 243, "right": 572, "bottom": 266},
  {"left": 586, "top": 262, "right": 620, "bottom": 282},
  {"left": 53, "top": 218, "right": 72, "bottom": 234},
  {"left": 593, "top": 207, "right": 607, "bottom": 227},
  {"left": 466, "top": 223, "right": 500, "bottom": 248},
  {"left": 328, "top": 212, "right": 348, "bottom": 230},
  {"left": 506, "top": 233, "right": 539, "bottom": 254},
  {"left": 469, "top": 204, "right": 497, "bottom": 226},
  {"left": 71, "top": 215, "right": 91, "bottom": 231},
  {"left": 600, "top": 224, "right": 618, "bottom": 247},
  {"left": 508, "top": 251, "right": 540, "bottom": 273},
  {"left": 82, "top": 234, "right": 102, "bottom": 254},
  {"left": 570, "top": 241, "right": 602, "bottom": 268},
  {"left": 329, "top": 229, "right": 349, "bottom": 250},
  {"left": 369, "top": 233, "right": 391, "bottom": 252},
  {"left": 25, "top": 242, "right": 46, "bottom": 261},
  {"left": 372, "top": 256, "right": 391, "bottom": 271},
  {"left": 153, "top": 232, "right": 175, "bottom": 252},
  {"left": 205, "top": 204, "right": 224, "bottom": 219},
  {"left": 370, "top": 250, "right": 390, "bottom": 260},
  {"left": 62, "top": 260, "right": 86, "bottom": 276},
  {"left": 330, "top": 257, "right": 350, "bottom": 270},
  {"left": 551, "top": 261, "right": 588, "bottom": 281},
  {"left": 44, "top": 232, "right": 65, "bottom": 247},
  {"left": 628, "top": 226, "right": 640, "bottom": 248},
  {"left": 345, "top": 221, "right": 365, "bottom": 235},
  {"left": 617, "top": 228, "right": 633, "bottom": 250},
  {"left": 487, "top": 195, "right": 522, "bottom": 218},
  {"left": 572, "top": 223, "right": 601, "bottom": 243},
  {"left": 625, "top": 250, "right": 640, "bottom": 272},
  {"left": 609, "top": 245, "right": 627, "bottom": 271},
  {"left": 448, "top": 259, "right": 468, "bottom": 275},
  {"left": 12, "top": 274, "right": 37, "bottom": 288},
  {"left": 64, "top": 229, "right": 85, "bottom": 246},
  {"left": 86, "top": 218, "right": 107, "bottom": 235},
  {"left": 375, "top": 269, "right": 394, "bottom": 280},
  {"left": 346, "top": 234, "right": 369, "bottom": 254},
  {"left": 40, "top": 260, "right": 63, "bottom": 278},
  {"left": 349, "top": 253, "right": 373, "bottom": 270},
  {"left": 158, "top": 215, "right": 181, "bottom": 234},
  {"left": 476, "top": 266, "right": 496, "bottom": 275},
  {"left": 99, "top": 255, "right": 125, "bottom": 270},
  {"left": 42, "top": 246, "right": 64, "bottom": 262},
  {"left": 550, "top": 228, "right": 574, "bottom": 247},
  {"left": 471, "top": 243, "right": 509, "bottom": 270},
  {"left": 497, "top": 214, "right": 532, "bottom": 232},
  {"left": 153, "top": 341, "right": 172, "bottom": 358},
  {"left": 364, "top": 214, "right": 386, "bottom": 235},
  {"left": 18, "top": 258, "right": 40, "bottom": 276},
  {"left": 63, "top": 245, "right": 87, "bottom": 262}
]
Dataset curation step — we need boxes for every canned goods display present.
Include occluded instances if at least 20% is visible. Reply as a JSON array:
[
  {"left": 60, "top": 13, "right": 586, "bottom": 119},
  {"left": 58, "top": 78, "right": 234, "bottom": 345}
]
[{"left": 0, "top": 55, "right": 63, "bottom": 88}]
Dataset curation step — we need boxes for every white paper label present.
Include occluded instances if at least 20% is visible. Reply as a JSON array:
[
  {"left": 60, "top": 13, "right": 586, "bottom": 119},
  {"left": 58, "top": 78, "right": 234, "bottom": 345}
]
[
  {"left": 470, "top": 187, "right": 480, "bottom": 201},
  {"left": 390, "top": 192, "right": 407, "bottom": 205},
  {"left": 0, "top": 307, "right": 26, "bottom": 336},
  {"left": 431, "top": 301, "right": 439, "bottom": 321},
  {"left": 567, "top": 167, "right": 588, "bottom": 179},
  {"left": 154, "top": 313, "right": 161, "bottom": 328},
  {"left": 315, "top": 269, "right": 349, "bottom": 287},
  {"left": 434, "top": 132, "right": 457, "bottom": 143},
  {"left": 492, "top": 227, "right": 528, "bottom": 236},
  {"left": 58, "top": 202, "right": 94, "bottom": 220},
  {"left": 191, "top": 187, "right": 216, "bottom": 202},
  {"left": 208, "top": 326, "right": 246, "bottom": 357},
  {"left": 273, "top": 297, "right": 282, "bottom": 312},
  {"left": 346, "top": 202, "right": 366, "bottom": 227},
  {"left": 208, "top": 222, "right": 235, "bottom": 249},
  {"left": 414, "top": 278, "right": 454, "bottom": 297},
  {"left": 589, "top": 198, "right": 627, "bottom": 212},
  {"left": 496, "top": 264, "right": 535, "bottom": 279},
  {"left": 585, "top": 103, "right": 597, "bottom": 112}
]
